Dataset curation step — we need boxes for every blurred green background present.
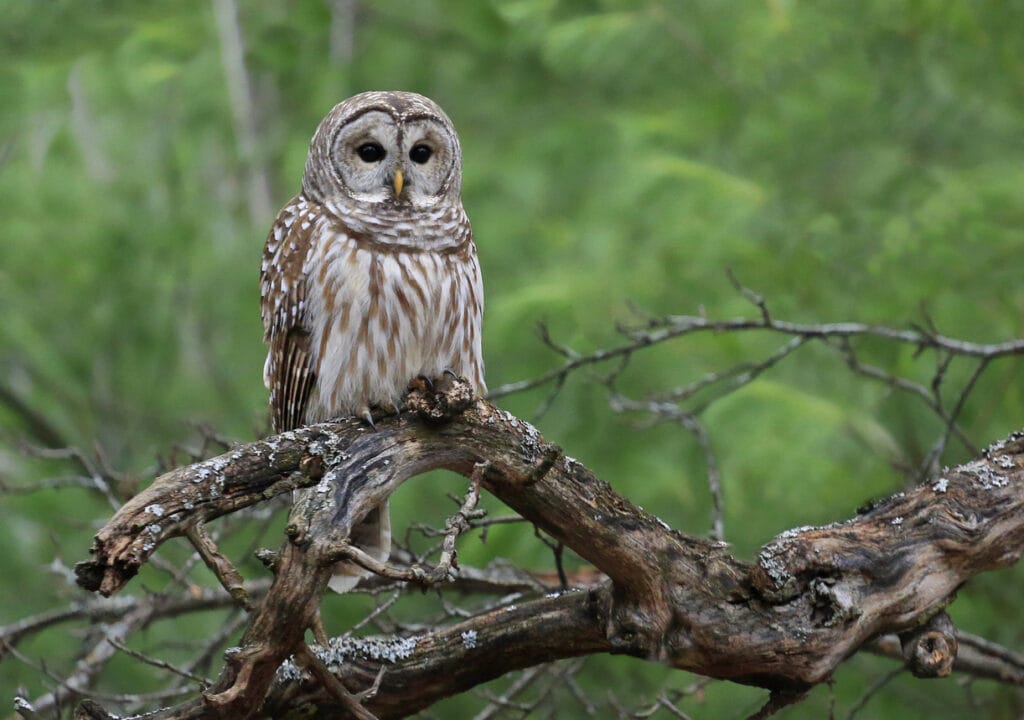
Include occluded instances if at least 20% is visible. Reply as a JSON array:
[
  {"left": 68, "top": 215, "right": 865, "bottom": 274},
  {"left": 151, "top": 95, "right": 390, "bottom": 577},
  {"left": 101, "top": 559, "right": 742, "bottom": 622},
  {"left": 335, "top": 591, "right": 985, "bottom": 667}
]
[{"left": 2, "top": 1, "right": 1023, "bottom": 717}]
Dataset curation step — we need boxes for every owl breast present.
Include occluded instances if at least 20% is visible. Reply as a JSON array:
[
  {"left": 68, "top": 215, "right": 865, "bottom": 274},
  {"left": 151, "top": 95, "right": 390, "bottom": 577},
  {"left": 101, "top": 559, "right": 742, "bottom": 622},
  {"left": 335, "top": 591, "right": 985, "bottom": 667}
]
[{"left": 301, "top": 211, "right": 485, "bottom": 423}]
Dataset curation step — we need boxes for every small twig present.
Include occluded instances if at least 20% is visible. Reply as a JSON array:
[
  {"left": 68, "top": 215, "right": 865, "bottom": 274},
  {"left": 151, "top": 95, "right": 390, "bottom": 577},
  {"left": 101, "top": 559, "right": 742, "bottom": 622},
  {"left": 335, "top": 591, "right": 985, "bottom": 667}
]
[
  {"left": 408, "top": 514, "right": 526, "bottom": 545},
  {"left": 311, "top": 609, "right": 330, "bottom": 648},
  {"left": 649, "top": 692, "right": 695, "bottom": 720},
  {"left": 726, "top": 268, "right": 771, "bottom": 325},
  {"left": 845, "top": 667, "right": 903, "bottom": 720},
  {"left": 356, "top": 665, "right": 387, "bottom": 702},
  {"left": 626, "top": 687, "right": 697, "bottom": 719},
  {"left": 532, "top": 525, "right": 569, "bottom": 590},
  {"left": 659, "top": 336, "right": 807, "bottom": 406},
  {"left": 344, "top": 591, "right": 402, "bottom": 636},
  {"left": 436, "top": 463, "right": 488, "bottom": 570},
  {"left": 563, "top": 660, "right": 597, "bottom": 716},
  {"left": 834, "top": 338, "right": 976, "bottom": 454},
  {"left": 537, "top": 321, "right": 580, "bottom": 360},
  {"left": 338, "top": 465, "right": 488, "bottom": 587},
  {"left": 333, "top": 543, "right": 415, "bottom": 581},
  {"left": 955, "top": 630, "right": 1024, "bottom": 672},
  {"left": 923, "top": 357, "right": 989, "bottom": 477},
  {"left": 533, "top": 371, "right": 567, "bottom": 420},
  {"left": 107, "top": 638, "right": 210, "bottom": 686},
  {"left": 171, "top": 610, "right": 248, "bottom": 693},
  {"left": 609, "top": 396, "right": 725, "bottom": 541},
  {"left": 15, "top": 444, "right": 122, "bottom": 510},
  {"left": 186, "top": 522, "right": 253, "bottom": 610},
  {"left": 473, "top": 666, "right": 545, "bottom": 720},
  {"left": 687, "top": 415, "right": 724, "bottom": 541},
  {"left": 294, "top": 643, "right": 379, "bottom": 720}
]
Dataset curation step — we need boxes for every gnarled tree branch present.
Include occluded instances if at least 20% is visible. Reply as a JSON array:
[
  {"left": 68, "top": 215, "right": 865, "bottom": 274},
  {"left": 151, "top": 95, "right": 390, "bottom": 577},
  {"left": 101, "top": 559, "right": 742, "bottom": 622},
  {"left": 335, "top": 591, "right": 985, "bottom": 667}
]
[{"left": 73, "top": 381, "right": 1024, "bottom": 719}]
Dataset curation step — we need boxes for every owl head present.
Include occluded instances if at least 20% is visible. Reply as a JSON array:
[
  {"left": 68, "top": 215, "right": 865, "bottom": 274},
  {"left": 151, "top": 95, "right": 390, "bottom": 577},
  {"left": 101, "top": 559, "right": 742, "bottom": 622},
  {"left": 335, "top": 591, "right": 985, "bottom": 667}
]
[{"left": 302, "top": 91, "right": 463, "bottom": 212}]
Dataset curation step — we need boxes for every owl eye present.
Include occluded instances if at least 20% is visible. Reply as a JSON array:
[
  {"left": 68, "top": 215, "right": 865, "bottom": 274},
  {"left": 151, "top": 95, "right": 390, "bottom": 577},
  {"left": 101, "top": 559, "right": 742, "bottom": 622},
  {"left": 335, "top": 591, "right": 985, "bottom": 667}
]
[
  {"left": 409, "top": 144, "right": 432, "bottom": 164},
  {"left": 356, "top": 142, "right": 386, "bottom": 163}
]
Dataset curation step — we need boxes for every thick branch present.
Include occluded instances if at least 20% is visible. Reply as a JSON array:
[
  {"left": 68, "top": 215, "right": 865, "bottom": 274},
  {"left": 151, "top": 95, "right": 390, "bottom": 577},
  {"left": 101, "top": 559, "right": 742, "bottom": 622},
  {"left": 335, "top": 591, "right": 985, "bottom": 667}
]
[
  {"left": 75, "top": 389, "right": 1024, "bottom": 718},
  {"left": 264, "top": 589, "right": 611, "bottom": 718},
  {"left": 75, "top": 432, "right": 322, "bottom": 596}
]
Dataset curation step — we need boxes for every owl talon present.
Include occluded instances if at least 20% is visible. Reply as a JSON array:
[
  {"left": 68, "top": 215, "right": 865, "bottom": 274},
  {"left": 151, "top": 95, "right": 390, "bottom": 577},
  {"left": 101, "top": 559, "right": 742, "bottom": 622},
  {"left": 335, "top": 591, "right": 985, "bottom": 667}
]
[
  {"left": 359, "top": 406, "right": 376, "bottom": 429},
  {"left": 408, "top": 375, "right": 434, "bottom": 392}
]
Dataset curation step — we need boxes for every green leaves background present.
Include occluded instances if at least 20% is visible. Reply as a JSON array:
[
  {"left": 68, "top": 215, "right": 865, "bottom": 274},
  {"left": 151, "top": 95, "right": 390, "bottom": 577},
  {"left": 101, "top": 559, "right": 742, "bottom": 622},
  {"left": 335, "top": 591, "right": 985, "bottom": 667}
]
[{"left": 2, "top": 1, "right": 1023, "bottom": 717}]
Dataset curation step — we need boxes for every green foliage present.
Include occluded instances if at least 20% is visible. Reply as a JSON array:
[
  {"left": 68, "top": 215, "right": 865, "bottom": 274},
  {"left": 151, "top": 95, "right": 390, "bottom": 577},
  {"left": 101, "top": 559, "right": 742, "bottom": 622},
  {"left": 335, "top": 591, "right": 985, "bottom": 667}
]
[{"left": 2, "top": 1, "right": 1023, "bottom": 717}]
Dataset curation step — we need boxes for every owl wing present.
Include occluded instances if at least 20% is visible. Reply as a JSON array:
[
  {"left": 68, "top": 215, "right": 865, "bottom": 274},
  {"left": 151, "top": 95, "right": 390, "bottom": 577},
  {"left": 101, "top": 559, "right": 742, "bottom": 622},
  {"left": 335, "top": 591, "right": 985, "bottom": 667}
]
[{"left": 260, "top": 195, "right": 317, "bottom": 433}]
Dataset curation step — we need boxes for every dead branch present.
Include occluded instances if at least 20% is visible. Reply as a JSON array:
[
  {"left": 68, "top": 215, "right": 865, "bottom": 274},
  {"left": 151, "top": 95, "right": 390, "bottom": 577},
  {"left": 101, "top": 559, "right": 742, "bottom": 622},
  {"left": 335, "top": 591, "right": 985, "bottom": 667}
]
[
  {"left": 71, "top": 379, "right": 1024, "bottom": 719},
  {"left": 487, "top": 302, "right": 1024, "bottom": 403}
]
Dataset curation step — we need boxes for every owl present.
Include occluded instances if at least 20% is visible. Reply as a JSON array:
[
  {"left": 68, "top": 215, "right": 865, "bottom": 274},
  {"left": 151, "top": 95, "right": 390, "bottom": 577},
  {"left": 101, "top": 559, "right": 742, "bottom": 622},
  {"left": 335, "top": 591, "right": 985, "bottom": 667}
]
[{"left": 260, "top": 91, "right": 485, "bottom": 592}]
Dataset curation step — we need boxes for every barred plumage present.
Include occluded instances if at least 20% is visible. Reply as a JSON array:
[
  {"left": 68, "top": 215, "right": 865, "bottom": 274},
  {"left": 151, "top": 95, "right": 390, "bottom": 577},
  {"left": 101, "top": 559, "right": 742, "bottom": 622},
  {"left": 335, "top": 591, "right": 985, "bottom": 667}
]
[{"left": 260, "top": 91, "right": 485, "bottom": 592}]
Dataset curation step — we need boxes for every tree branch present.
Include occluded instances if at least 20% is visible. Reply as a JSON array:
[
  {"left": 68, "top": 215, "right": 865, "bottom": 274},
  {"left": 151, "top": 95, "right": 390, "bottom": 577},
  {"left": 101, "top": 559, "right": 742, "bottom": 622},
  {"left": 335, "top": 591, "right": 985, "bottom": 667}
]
[
  {"left": 73, "top": 381, "right": 1024, "bottom": 718},
  {"left": 487, "top": 297, "right": 1024, "bottom": 402}
]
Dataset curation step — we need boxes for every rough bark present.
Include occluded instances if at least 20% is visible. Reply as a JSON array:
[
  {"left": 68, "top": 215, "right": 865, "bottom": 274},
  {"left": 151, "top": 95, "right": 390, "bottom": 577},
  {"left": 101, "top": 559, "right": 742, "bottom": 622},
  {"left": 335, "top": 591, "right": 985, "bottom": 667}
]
[{"left": 74, "top": 382, "right": 1024, "bottom": 719}]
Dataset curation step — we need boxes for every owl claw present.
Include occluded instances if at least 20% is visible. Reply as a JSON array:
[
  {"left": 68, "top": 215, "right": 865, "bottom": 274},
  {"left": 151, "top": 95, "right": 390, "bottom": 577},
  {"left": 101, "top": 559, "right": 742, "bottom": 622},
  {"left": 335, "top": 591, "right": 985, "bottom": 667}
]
[
  {"left": 359, "top": 406, "right": 375, "bottom": 429},
  {"left": 408, "top": 375, "right": 434, "bottom": 392}
]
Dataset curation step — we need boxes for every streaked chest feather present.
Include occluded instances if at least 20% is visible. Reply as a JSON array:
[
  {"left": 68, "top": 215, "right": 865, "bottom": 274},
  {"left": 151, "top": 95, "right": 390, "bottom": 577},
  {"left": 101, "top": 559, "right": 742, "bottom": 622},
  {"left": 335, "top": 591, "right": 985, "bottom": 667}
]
[{"left": 303, "top": 223, "right": 484, "bottom": 420}]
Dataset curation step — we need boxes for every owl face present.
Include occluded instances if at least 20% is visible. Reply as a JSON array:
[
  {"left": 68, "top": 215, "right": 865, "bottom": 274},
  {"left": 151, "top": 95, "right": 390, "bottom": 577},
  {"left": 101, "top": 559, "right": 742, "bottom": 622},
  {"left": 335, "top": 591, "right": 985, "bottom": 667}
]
[{"left": 303, "top": 91, "right": 462, "bottom": 212}]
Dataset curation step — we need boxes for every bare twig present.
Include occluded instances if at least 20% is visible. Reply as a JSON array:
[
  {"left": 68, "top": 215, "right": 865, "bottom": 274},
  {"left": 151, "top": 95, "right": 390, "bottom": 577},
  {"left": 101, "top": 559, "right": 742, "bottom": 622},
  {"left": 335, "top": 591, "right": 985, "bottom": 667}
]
[
  {"left": 186, "top": 522, "right": 253, "bottom": 610},
  {"left": 294, "top": 643, "right": 379, "bottom": 720},
  {"left": 340, "top": 462, "right": 489, "bottom": 587},
  {"left": 956, "top": 630, "right": 1024, "bottom": 671},
  {"left": 12, "top": 443, "right": 122, "bottom": 509},
  {"left": 489, "top": 288, "right": 1024, "bottom": 403},
  {"left": 922, "top": 357, "right": 990, "bottom": 478},
  {"left": 845, "top": 667, "right": 903, "bottom": 720},
  {"left": 610, "top": 395, "right": 725, "bottom": 540},
  {"left": 473, "top": 666, "right": 545, "bottom": 720},
  {"left": 107, "top": 638, "right": 210, "bottom": 686}
]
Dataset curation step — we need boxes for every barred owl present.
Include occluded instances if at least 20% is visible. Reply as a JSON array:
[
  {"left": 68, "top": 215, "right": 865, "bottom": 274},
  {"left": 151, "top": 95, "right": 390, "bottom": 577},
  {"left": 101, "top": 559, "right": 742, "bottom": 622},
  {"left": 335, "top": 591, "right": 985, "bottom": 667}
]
[{"left": 260, "top": 91, "right": 485, "bottom": 592}]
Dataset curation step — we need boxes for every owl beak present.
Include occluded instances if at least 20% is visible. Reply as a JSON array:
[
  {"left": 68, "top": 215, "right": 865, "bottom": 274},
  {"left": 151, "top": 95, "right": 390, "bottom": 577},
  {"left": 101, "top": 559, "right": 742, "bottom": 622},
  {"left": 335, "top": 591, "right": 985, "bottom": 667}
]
[{"left": 392, "top": 167, "right": 404, "bottom": 197}]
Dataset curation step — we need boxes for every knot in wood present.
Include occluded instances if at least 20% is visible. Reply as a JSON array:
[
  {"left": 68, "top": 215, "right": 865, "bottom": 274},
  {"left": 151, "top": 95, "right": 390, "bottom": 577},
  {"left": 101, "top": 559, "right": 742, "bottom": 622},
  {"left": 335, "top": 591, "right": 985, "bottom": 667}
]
[
  {"left": 907, "top": 631, "right": 957, "bottom": 678},
  {"left": 900, "top": 612, "right": 958, "bottom": 679}
]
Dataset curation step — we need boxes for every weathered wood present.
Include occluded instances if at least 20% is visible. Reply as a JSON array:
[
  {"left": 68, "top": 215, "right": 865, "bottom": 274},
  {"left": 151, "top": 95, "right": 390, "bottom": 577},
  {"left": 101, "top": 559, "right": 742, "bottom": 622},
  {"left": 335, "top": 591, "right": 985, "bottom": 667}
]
[{"left": 74, "top": 382, "right": 1024, "bottom": 719}]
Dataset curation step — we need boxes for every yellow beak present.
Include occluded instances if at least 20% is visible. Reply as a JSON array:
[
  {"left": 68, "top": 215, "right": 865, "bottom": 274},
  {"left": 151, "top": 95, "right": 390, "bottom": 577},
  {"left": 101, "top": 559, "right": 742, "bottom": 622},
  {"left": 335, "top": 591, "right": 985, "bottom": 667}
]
[{"left": 392, "top": 168, "right": 404, "bottom": 197}]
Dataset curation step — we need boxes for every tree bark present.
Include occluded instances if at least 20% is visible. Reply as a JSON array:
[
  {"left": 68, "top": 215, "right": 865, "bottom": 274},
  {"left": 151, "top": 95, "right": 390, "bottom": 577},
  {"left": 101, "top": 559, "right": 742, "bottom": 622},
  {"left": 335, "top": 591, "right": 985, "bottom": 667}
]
[{"left": 74, "top": 383, "right": 1024, "bottom": 719}]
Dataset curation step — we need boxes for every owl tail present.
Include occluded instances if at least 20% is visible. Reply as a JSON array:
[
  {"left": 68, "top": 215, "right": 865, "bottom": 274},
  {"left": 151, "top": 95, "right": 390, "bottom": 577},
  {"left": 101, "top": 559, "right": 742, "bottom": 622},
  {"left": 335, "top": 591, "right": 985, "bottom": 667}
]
[{"left": 328, "top": 500, "right": 392, "bottom": 593}]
